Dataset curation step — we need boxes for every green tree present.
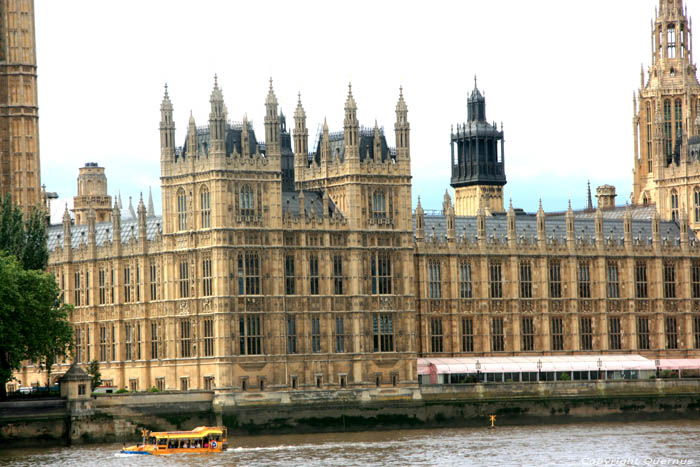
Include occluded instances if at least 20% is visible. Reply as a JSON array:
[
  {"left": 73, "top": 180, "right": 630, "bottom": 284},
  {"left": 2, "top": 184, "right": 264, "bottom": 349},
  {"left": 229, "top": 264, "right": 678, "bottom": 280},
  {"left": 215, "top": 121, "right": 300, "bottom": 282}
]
[
  {"left": 0, "top": 195, "right": 48, "bottom": 271},
  {"left": 0, "top": 254, "right": 73, "bottom": 398},
  {"left": 87, "top": 360, "right": 102, "bottom": 391}
]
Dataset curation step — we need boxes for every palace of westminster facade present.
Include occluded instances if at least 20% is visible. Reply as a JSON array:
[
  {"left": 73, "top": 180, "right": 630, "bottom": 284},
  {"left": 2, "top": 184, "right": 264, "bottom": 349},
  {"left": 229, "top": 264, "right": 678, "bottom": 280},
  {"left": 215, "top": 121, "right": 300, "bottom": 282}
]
[{"left": 10, "top": 0, "right": 700, "bottom": 392}]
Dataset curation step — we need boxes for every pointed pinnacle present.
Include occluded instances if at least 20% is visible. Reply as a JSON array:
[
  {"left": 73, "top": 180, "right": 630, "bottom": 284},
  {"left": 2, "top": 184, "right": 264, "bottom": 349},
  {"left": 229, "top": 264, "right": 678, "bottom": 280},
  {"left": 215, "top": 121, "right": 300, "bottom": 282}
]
[{"left": 214, "top": 74, "right": 218, "bottom": 87}]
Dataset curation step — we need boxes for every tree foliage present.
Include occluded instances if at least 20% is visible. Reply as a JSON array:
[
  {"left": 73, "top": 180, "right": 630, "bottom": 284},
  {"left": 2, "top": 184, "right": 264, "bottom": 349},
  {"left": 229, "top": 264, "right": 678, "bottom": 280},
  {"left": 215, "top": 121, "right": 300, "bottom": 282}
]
[
  {"left": 0, "top": 196, "right": 68, "bottom": 398},
  {"left": 0, "top": 254, "right": 73, "bottom": 397},
  {"left": 87, "top": 360, "right": 102, "bottom": 390}
]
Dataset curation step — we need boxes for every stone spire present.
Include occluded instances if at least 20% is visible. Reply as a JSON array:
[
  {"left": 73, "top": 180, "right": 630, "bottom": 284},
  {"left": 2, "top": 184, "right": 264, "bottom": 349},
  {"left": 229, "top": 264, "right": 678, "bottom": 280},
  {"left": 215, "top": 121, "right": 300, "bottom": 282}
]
[
  {"left": 160, "top": 83, "right": 175, "bottom": 164},
  {"left": 415, "top": 197, "right": 425, "bottom": 242},
  {"left": 624, "top": 203, "right": 633, "bottom": 250},
  {"left": 112, "top": 198, "right": 121, "bottom": 246},
  {"left": 128, "top": 196, "right": 136, "bottom": 219},
  {"left": 137, "top": 193, "right": 147, "bottom": 242},
  {"left": 264, "top": 78, "right": 280, "bottom": 156},
  {"left": 293, "top": 92, "right": 308, "bottom": 171},
  {"left": 373, "top": 120, "right": 381, "bottom": 161},
  {"left": 187, "top": 111, "right": 198, "bottom": 159},
  {"left": 209, "top": 74, "right": 226, "bottom": 155},
  {"left": 586, "top": 181, "right": 593, "bottom": 210},
  {"left": 566, "top": 196, "right": 575, "bottom": 249},
  {"left": 320, "top": 118, "right": 331, "bottom": 163},
  {"left": 147, "top": 187, "right": 155, "bottom": 217},
  {"left": 507, "top": 198, "right": 516, "bottom": 247},
  {"left": 595, "top": 202, "right": 604, "bottom": 249},
  {"left": 62, "top": 204, "right": 72, "bottom": 251},
  {"left": 395, "top": 86, "right": 410, "bottom": 161},
  {"left": 344, "top": 83, "right": 359, "bottom": 160}
]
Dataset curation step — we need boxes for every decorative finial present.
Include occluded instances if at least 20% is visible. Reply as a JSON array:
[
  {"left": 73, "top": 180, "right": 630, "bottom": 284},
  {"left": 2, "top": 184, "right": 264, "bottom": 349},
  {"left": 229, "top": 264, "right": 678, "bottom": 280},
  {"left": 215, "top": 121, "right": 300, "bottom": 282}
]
[
  {"left": 164, "top": 82, "right": 169, "bottom": 96},
  {"left": 214, "top": 74, "right": 218, "bottom": 87},
  {"left": 474, "top": 74, "right": 477, "bottom": 89},
  {"left": 399, "top": 85, "right": 403, "bottom": 96},
  {"left": 269, "top": 77, "right": 273, "bottom": 90}
]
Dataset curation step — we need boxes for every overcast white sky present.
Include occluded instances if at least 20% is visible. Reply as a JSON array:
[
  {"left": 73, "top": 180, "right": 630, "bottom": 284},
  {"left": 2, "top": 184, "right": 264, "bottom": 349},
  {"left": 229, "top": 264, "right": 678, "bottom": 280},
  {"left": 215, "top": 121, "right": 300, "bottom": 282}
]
[{"left": 35, "top": 0, "right": 668, "bottom": 222}]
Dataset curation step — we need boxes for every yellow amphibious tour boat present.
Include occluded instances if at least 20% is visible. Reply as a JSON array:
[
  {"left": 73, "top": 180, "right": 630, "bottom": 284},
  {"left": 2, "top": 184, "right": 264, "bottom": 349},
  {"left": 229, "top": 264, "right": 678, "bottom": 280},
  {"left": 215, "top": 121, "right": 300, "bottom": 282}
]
[{"left": 119, "top": 426, "right": 228, "bottom": 455}]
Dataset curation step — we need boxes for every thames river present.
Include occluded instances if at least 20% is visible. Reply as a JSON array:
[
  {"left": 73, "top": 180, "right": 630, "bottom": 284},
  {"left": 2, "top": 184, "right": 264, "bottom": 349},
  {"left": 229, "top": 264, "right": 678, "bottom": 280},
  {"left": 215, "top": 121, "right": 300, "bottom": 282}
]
[{"left": 0, "top": 420, "right": 699, "bottom": 466}]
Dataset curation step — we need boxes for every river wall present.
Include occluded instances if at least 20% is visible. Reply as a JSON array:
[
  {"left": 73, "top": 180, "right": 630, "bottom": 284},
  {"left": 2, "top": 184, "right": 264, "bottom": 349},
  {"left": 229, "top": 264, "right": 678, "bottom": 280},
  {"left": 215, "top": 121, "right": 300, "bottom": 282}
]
[{"left": 1, "top": 380, "right": 700, "bottom": 446}]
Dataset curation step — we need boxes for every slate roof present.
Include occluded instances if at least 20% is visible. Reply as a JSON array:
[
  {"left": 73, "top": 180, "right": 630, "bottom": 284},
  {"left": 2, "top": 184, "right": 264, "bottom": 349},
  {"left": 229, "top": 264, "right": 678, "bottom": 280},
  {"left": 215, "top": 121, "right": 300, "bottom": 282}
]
[
  {"left": 416, "top": 212, "right": 689, "bottom": 243},
  {"left": 180, "top": 123, "right": 260, "bottom": 160},
  {"left": 282, "top": 190, "right": 341, "bottom": 218},
  {"left": 547, "top": 204, "right": 658, "bottom": 220},
  {"left": 47, "top": 217, "right": 162, "bottom": 252},
  {"left": 59, "top": 364, "right": 90, "bottom": 382},
  {"left": 311, "top": 128, "right": 395, "bottom": 164}
]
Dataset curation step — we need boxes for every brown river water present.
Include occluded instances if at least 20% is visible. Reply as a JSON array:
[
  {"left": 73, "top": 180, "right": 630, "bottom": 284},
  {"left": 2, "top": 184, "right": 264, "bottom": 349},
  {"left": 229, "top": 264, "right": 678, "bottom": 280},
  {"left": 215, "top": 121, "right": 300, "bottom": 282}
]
[{"left": 0, "top": 420, "right": 699, "bottom": 466}]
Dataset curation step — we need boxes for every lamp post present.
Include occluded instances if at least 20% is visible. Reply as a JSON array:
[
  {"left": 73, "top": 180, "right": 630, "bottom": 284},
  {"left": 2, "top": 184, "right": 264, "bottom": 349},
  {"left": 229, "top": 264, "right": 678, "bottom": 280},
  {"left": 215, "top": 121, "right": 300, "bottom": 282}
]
[
  {"left": 537, "top": 359, "right": 542, "bottom": 382},
  {"left": 597, "top": 358, "right": 603, "bottom": 381},
  {"left": 655, "top": 358, "right": 660, "bottom": 379},
  {"left": 475, "top": 360, "right": 481, "bottom": 383}
]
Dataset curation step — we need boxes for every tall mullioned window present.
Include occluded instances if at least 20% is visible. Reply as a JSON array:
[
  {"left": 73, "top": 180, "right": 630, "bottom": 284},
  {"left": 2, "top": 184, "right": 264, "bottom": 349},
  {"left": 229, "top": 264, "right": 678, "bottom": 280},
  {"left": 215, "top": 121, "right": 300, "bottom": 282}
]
[
  {"left": 200, "top": 186, "right": 210, "bottom": 228},
  {"left": 695, "top": 188, "right": 700, "bottom": 223},
  {"left": 286, "top": 316, "right": 297, "bottom": 354},
  {"left": 490, "top": 261, "right": 502, "bottom": 299},
  {"left": 694, "top": 316, "right": 700, "bottom": 350},
  {"left": 240, "top": 185, "right": 254, "bottom": 217},
  {"left": 646, "top": 103, "right": 652, "bottom": 173},
  {"left": 202, "top": 259, "right": 212, "bottom": 297},
  {"left": 180, "top": 319, "right": 191, "bottom": 358},
  {"left": 372, "top": 190, "right": 386, "bottom": 218},
  {"left": 74, "top": 271, "right": 81, "bottom": 306},
  {"left": 520, "top": 261, "right": 532, "bottom": 299},
  {"left": 285, "top": 255, "right": 295, "bottom": 295},
  {"left": 578, "top": 262, "right": 591, "bottom": 299},
  {"left": 371, "top": 252, "right": 392, "bottom": 295},
  {"left": 668, "top": 25, "right": 676, "bottom": 58},
  {"left": 373, "top": 314, "right": 394, "bottom": 352},
  {"left": 675, "top": 100, "right": 683, "bottom": 140},
  {"left": 238, "top": 252, "right": 260, "bottom": 295},
  {"left": 580, "top": 317, "right": 593, "bottom": 351},
  {"left": 125, "top": 323, "right": 133, "bottom": 360},
  {"left": 551, "top": 317, "right": 564, "bottom": 351},
  {"left": 309, "top": 255, "right": 319, "bottom": 295},
  {"left": 521, "top": 317, "right": 534, "bottom": 352},
  {"left": 609, "top": 317, "right": 622, "bottom": 351},
  {"left": 459, "top": 261, "right": 472, "bottom": 299},
  {"left": 636, "top": 261, "right": 648, "bottom": 298},
  {"left": 99, "top": 326, "right": 107, "bottom": 362},
  {"left": 461, "top": 318, "right": 474, "bottom": 353},
  {"left": 664, "top": 262, "right": 676, "bottom": 298},
  {"left": 671, "top": 190, "right": 679, "bottom": 222},
  {"left": 335, "top": 317, "right": 346, "bottom": 353},
  {"left": 177, "top": 189, "right": 187, "bottom": 231},
  {"left": 692, "top": 262, "right": 700, "bottom": 299},
  {"left": 333, "top": 255, "right": 343, "bottom": 295},
  {"left": 491, "top": 317, "right": 504, "bottom": 352},
  {"left": 311, "top": 316, "right": 321, "bottom": 353},
  {"left": 203, "top": 319, "right": 214, "bottom": 357},
  {"left": 99, "top": 268, "right": 106, "bottom": 305},
  {"left": 428, "top": 260, "right": 441, "bottom": 299},
  {"left": 179, "top": 260, "right": 189, "bottom": 298},
  {"left": 637, "top": 317, "right": 650, "bottom": 350},
  {"left": 664, "top": 100, "right": 672, "bottom": 157},
  {"left": 607, "top": 262, "right": 620, "bottom": 299},
  {"left": 430, "top": 318, "right": 443, "bottom": 353},
  {"left": 151, "top": 321, "right": 161, "bottom": 360},
  {"left": 240, "top": 315, "right": 262, "bottom": 355},
  {"left": 665, "top": 317, "right": 678, "bottom": 350},
  {"left": 150, "top": 262, "right": 158, "bottom": 300},
  {"left": 123, "top": 266, "right": 132, "bottom": 303},
  {"left": 549, "top": 261, "right": 562, "bottom": 298}
]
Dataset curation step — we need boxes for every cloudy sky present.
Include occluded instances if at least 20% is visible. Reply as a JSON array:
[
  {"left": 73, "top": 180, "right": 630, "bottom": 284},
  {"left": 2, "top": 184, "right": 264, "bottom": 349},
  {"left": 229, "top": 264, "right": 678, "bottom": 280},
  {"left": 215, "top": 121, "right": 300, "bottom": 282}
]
[{"left": 35, "top": 0, "right": 667, "bottom": 222}]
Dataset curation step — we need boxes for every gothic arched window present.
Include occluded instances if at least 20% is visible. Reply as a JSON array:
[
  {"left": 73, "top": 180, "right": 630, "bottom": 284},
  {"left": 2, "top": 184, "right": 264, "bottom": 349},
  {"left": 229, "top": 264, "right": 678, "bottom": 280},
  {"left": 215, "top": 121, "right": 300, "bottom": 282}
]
[
  {"left": 372, "top": 190, "right": 386, "bottom": 219},
  {"left": 646, "top": 103, "right": 652, "bottom": 173},
  {"left": 671, "top": 189, "right": 679, "bottom": 222},
  {"left": 675, "top": 99, "right": 683, "bottom": 140},
  {"left": 177, "top": 189, "right": 187, "bottom": 231},
  {"left": 694, "top": 187, "right": 700, "bottom": 223},
  {"left": 668, "top": 25, "right": 676, "bottom": 59},
  {"left": 664, "top": 100, "right": 673, "bottom": 158},
  {"left": 200, "top": 185, "right": 210, "bottom": 228},
  {"left": 240, "top": 185, "right": 254, "bottom": 217}
]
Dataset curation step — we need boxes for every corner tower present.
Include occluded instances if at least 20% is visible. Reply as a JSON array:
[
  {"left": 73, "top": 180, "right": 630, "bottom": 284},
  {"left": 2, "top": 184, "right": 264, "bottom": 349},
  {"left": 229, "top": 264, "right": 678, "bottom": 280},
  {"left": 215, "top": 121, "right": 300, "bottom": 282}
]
[
  {"left": 450, "top": 79, "right": 506, "bottom": 216},
  {"left": 0, "top": 0, "right": 40, "bottom": 212},
  {"left": 632, "top": 0, "right": 700, "bottom": 228},
  {"left": 73, "top": 162, "right": 112, "bottom": 225}
]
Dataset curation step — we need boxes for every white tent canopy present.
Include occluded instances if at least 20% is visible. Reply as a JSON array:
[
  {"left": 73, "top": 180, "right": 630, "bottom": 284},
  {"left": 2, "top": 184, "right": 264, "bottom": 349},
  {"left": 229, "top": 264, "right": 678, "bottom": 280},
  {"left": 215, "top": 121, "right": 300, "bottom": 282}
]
[{"left": 418, "top": 355, "right": 656, "bottom": 375}]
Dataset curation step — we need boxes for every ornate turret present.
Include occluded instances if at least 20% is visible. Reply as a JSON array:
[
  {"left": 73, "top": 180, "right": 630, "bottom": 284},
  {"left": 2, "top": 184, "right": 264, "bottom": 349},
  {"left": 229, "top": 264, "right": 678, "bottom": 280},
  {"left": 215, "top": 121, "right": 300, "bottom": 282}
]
[
  {"left": 595, "top": 204, "right": 604, "bottom": 249},
  {"left": 264, "top": 78, "right": 281, "bottom": 157},
  {"left": 344, "top": 83, "right": 359, "bottom": 161},
  {"left": 73, "top": 162, "right": 112, "bottom": 225},
  {"left": 209, "top": 75, "right": 226, "bottom": 156},
  {"left": 415, "top": 197, "right": 425, "bottom": 242},
  {"left": 138, "top": 193, "right": 147, "bottom": 242},
  {"left": 186, "top": 112, "right": 198, "bottom": 159},
  {"left": 87, "top": 208, "right": 96, "bottom": 247},
  {"left": 160, "top": 84, "right": 175, "bottom": 164},
  {"left": 507, "top": 199, "right": 516, "bottom": 248},
  {"left": 451, "top": 78, "right": 506, "bottom": 216},
  {"left": 62, "top": 205, "right": 72, "bottom": 253},
  {"left": 395, "top": 86, "right": 410, "bottom": 162},
  {"left": 566, "top": 199, "right": 575, "bottom": 249},
  {"left": 624, "top": 203, "right": 633, "bottom": 251},
  {"left": 112, "top": 198, "right": 121, "bottom": 247},
  {"left": 536, "top": 199, "right": 545, "bottom": 249}
]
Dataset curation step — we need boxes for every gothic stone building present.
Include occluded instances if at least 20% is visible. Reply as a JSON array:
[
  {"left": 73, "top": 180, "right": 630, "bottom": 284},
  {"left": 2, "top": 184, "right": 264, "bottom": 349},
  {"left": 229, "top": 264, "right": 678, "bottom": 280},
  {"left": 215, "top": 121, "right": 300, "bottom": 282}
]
[{"left": 13, "top": 0, "right": 700, "bottom": 393}]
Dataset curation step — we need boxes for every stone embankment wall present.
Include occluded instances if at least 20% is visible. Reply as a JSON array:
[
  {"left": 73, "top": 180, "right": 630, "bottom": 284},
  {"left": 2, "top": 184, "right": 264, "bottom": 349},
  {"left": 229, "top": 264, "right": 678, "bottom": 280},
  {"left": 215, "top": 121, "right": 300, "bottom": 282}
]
[{"left": 1, "top": 380, "right": 699, "bottom": 446}]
